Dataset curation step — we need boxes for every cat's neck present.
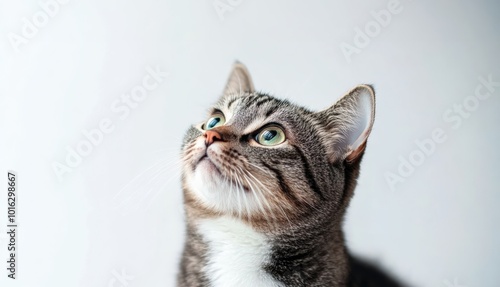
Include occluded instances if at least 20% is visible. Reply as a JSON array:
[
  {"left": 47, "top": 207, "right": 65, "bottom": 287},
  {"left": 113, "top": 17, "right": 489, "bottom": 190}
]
[
  {"left": 196, "top": 216, "right": 284, "bottom": 287},
  {"left": 181, "top": 215, "right": 349, "bottom": 286},
  {"left": 261, "top": 217, "right": 349, "bottom": 285}
]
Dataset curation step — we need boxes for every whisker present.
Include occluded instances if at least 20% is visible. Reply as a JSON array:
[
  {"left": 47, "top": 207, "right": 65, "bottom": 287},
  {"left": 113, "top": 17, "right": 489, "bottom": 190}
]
[
  {"left": 234, "top": 164, "right": 283, "bottom": 231},
  {"left": 143, "top": 169, "right": 182, "bottom": 212},
  {"left": 244, "top": 162, "right": 296, "bottom": 235},
  {"left": 233, "top": 170, "right": 251, "bottom": 220},
  {"left": 112, "top": 158, "right": 170, "bottom": 203},
  {"left": 115, "top": 158, "right": 182, "bottom": 212},
  {"left": 229, "top": 169, "right": 243, "bottom": 220}
]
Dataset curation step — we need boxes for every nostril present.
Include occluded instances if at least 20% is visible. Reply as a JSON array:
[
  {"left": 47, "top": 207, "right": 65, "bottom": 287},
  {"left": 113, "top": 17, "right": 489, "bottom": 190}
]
[{"left": 205, "top": 130, "right": 223, "bottom": 146}]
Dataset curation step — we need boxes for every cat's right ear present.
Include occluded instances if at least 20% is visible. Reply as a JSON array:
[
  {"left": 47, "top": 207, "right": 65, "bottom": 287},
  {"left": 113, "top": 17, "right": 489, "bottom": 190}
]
[
  {"left": 223, "top": 61, "right": 255, "bottom": 96},
  {"left": 316, "top": 85, "right": 376, "bottom": 163}
]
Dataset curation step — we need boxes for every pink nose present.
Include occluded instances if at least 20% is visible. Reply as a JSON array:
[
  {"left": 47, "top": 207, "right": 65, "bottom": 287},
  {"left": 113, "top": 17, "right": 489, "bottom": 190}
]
[{"left": 204, "top": 130, "right": 222, "bottom": 146}]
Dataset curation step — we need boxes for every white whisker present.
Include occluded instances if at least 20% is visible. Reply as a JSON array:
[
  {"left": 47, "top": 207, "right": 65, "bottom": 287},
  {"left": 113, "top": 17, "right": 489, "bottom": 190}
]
[{"left": 244, "top": 162, "right": 296, "bottom": 235}]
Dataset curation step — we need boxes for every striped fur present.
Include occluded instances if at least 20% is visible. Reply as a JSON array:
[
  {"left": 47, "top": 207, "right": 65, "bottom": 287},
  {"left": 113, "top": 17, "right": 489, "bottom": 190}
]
[{"left": 177, "top": 63, "right": 403, "bottom": 287}]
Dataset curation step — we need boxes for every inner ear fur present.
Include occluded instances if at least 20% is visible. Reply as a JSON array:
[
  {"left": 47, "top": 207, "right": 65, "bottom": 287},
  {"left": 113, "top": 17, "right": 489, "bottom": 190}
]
[
  {"left": 223, "top": 61, "right": 255, "bottom": 96},
  {"left": 316, "top": 84, "right": 375, "bottom": 163}
]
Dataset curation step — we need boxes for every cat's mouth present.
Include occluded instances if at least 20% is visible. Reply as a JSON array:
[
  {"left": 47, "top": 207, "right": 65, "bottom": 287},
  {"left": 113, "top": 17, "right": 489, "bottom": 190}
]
[
  {"left": 196, "top": 151, "right": 209, "bottom": 164},
  {"left": 196, "top": 152, "right": 222, "bottom": 175},
  {"left": 192, "top": 147, "right": 253, "bottom": 192}
]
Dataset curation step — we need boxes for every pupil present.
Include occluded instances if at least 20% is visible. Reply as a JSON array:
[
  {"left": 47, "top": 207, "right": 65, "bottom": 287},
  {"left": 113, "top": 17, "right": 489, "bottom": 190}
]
[
  {"left": 209, "top": 118, "right": 220, "bottom": 128},
  {"left": 264, "top": 130, "right": 277, "bottom": 141}
]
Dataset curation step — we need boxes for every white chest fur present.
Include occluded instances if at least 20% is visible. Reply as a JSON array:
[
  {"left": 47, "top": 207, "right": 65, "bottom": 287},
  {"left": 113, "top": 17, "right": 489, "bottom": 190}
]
[{"left": 197, "top": 217, "right": 283, "bottom": 287}]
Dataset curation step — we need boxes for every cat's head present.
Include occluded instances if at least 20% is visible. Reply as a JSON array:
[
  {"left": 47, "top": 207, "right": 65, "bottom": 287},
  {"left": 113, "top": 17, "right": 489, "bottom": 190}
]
[{"left": 181, "top": 62, "right": 375, "bottom": 231}]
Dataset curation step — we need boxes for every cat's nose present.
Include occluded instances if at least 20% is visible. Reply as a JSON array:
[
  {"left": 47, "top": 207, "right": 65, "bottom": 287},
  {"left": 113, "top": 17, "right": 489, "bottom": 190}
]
[{"left": 204, "top": 130, "right": 222, "bottom": 146}]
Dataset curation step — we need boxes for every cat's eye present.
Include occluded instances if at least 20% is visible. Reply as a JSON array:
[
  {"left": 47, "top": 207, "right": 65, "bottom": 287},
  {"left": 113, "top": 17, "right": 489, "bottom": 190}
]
[
  {"left": 203, "top": 112, "right": 226, "bottom": 130},
  {"left": 255, "top": 126, "right": 286, "bottom": 146}
]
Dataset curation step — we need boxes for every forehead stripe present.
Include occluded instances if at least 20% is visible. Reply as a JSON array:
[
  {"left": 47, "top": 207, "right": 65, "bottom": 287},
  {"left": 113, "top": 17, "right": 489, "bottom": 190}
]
[
  {"left": 245, "top": 95, "right": 261, "bottom": 106},
  {"left": 265, "top": 105, "right": 278, "bottom": 118},
  {"left": 227, "top": 97, "right": 240, "bottom": 109},
  {"left": 255, "top": 97, "right": 272, "bottom": 107}
]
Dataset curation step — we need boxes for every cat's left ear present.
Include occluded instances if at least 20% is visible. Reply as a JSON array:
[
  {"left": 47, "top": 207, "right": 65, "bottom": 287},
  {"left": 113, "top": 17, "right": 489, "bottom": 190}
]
[
  {"left": 223, "top": 61, "right": 255, "bottom": 96},
  {"left": 316, "top": 85, "right": 375, "bottom": 163}
]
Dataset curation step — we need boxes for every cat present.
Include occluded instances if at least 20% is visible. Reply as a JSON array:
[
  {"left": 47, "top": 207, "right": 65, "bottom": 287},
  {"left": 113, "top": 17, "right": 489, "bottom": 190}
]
[{"left": 177, "top": 62, "right": 404, "bottom": 287}]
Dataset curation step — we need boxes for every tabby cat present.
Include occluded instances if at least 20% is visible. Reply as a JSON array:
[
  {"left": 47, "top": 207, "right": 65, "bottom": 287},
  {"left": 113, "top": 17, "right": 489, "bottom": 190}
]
[{"left": 177, "top": 62, "right": 403, "bottom": 287}]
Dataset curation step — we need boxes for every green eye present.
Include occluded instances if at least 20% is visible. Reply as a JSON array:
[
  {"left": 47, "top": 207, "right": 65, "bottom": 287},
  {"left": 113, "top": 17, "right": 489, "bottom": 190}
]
[
  {"left": 255, "top": 126, "right": 286, "bottom": 146},
  {"left": 204, "top": 113, "right": 226, "bottom": 130}
]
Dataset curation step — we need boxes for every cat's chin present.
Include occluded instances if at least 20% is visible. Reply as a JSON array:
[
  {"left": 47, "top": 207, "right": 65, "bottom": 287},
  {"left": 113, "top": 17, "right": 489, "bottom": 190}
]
[{"left": 187, "top": 165, "right": 260, "bottom": 216}]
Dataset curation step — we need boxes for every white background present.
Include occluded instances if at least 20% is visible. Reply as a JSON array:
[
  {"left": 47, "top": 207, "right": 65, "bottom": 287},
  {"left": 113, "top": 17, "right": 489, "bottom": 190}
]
[{"left": 1, "top": 0, "right": 499, "bottom": 286}]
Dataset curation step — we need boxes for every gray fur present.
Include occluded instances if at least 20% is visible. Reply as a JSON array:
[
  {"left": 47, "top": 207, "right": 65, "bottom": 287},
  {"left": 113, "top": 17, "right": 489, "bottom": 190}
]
[{"left": 177, "top": 63, "right": 404, "bottom": 287}]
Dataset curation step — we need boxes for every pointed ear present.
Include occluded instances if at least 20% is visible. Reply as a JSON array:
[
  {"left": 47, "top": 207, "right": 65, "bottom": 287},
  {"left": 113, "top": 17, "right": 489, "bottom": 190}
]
[
  {"left": 223, "top": 61, "right": 255, "bottom": 96},
  {"left": 316, "top": 85, "right": 375, "bottom": 163}
]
